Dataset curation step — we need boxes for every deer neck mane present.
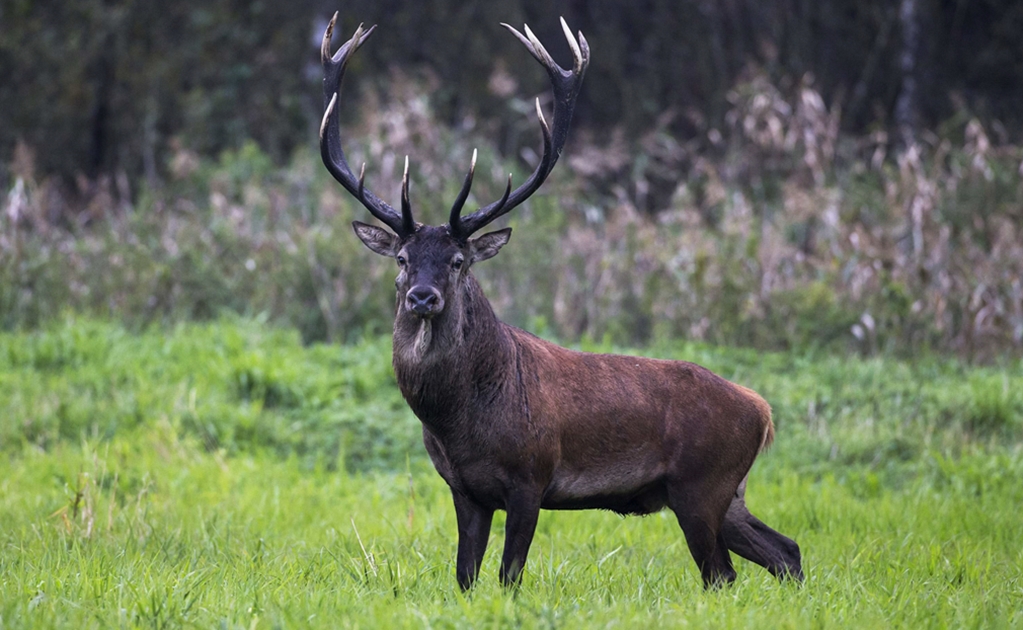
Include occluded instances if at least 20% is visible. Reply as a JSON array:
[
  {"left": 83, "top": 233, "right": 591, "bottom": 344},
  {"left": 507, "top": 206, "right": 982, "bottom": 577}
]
[{"left": 391, "top": 273, "right": 514, "bottom": 427}]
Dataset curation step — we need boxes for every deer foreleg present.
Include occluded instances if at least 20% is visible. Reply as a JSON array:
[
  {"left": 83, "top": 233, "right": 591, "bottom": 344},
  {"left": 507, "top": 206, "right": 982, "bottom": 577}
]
[
  {"left": 499, "top": 492, "right": 542, "bottom": 587},
  {"left": 452, "top": 491, "right": 494, "bottom": 590}
]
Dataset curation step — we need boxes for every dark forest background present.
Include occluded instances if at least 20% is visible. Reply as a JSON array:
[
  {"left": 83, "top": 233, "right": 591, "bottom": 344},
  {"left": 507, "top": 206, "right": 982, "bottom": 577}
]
[
  {"left": 4, "top": 0, "right": 1023, "bottom": 184},
  {"left": 2, "top": 0, "right": 1023, "bottom": 357}
]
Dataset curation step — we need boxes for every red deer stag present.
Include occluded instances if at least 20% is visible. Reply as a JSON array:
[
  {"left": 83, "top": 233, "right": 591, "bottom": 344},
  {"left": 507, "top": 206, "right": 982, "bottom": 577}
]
[{"left": 320, "top": 12, "right": 803, "bottom": 589}]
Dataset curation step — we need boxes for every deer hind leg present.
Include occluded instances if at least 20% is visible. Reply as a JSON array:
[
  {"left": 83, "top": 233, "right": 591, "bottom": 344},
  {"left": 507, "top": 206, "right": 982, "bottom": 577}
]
[
  {"left": 721, "top": 476, "right": 803, "bottom": 581},
  {"left": 667, "top": 479, "right": 737, "bottom": 588}
]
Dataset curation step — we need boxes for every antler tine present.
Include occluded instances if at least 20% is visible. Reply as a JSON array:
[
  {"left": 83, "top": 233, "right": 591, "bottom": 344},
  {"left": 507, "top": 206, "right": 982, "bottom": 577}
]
[
  {"left": 320, "top": 12, "right": 340, "bottom": 65},
  {"left": 401, "top": 156, "right": 415, "bottom": 234},
  {"left": 455, "top": 19, "right": 589, "bottom": 237},
  {"left": 496, "top": 173, "right": 513, "bottom": 210},
  {"left": 560, "top": 17, "right": 589, "bottom": 74},
  {"left": 534, "top": 98, "right": 552, "bottom": 149},
  {"left": 320, "top": 18, "right": 412, "bottom": 236},
  {"left": 448, "top": 149, "right": 478, "bottom": 240},
  {"left": 499, "top": 23, "right": 539, "bottom": 63},
  {"left": 524, "top": 25, "right": 561, "bottom": 70}
]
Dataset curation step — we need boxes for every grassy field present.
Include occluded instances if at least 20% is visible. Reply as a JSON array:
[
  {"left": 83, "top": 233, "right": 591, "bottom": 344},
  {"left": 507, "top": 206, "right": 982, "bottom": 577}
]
[{"left": 1, "top": 318, "right": 1022, "bottom": 628}]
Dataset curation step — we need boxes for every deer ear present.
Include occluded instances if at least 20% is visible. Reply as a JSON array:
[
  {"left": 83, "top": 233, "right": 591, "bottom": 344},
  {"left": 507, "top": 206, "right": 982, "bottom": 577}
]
[
  {"left": 352, "top": 221, "right": 399, "bottom": 257},
  {"left": 469, "top": 228, "right": 512, "bottom": 263}
]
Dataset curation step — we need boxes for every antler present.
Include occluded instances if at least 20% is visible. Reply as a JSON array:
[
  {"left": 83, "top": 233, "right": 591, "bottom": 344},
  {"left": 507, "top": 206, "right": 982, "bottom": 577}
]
[
  {"left": 449, "top": 17, "right": 589, "bottom": 241},
  {"left": 320, "top": 13, "right": 415, "bottom": 236}
]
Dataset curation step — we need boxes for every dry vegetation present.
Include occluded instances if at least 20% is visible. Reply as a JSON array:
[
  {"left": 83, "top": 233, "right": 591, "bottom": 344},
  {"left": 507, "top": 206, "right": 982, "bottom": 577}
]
[{"left": 3, "top": 71, "right": 1022, "bottom": 358}]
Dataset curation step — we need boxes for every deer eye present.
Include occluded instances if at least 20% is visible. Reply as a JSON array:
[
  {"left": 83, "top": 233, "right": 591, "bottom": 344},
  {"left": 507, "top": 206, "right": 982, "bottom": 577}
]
[
  {"left": 396, "top": 255, "right": 407, "bottom": 267},
  {"left": 451, "top": 256, "right": 464, "bottom": 271}
]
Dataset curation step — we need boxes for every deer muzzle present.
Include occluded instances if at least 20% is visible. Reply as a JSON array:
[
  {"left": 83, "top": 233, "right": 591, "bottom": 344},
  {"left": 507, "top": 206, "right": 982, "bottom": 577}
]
[{"left": 406, "top": 286, "right": 444, "bottom": 318}]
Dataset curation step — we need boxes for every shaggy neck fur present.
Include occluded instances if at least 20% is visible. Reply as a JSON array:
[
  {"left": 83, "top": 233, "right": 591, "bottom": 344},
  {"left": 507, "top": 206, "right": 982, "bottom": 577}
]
[{"left": 391, "top": 273, "right": 514, "bottom": 432}]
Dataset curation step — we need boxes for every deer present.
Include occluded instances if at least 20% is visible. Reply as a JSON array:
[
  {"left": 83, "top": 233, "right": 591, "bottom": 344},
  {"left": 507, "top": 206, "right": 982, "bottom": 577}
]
[{"left": 319, "top": 12, "right": 803, "bottom": 590}]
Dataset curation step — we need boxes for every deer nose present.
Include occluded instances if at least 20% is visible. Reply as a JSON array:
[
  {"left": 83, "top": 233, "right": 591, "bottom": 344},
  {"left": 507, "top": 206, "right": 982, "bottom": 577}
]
[{"left": 406, "top": 286, "right": 443, "bottom": 317}]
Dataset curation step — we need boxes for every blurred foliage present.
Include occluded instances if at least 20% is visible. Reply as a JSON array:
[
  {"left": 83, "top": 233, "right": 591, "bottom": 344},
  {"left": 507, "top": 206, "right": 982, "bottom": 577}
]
[
  {"left": 2, "top": 1, "right": 1023, "bottom": 357},
  {"left": 0, "top": 0, "right": 315, "bottom": 185},
  {"left": 2, "top": 70, "right": 1023, "bottom": 357},
  {"left": 4, "top": 0, "right": 1023, "bottom": 188}
]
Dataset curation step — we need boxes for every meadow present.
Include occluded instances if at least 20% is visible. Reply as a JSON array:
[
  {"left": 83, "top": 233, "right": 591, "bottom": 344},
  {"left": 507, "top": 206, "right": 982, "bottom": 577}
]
[
  {"left": 1, "top": 317, "right": 1022, "bottom": 628},
  {"left": 5, "top": 2, "right": 1023, "bottom": 626}
]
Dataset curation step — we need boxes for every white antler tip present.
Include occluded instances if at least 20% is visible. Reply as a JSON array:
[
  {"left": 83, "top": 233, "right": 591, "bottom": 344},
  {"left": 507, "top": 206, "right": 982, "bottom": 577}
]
[
  {"left": 524, "top": 24, "right": 539, "bottom": 45},
  {"left": 560, "top": 16, "right": 583, "bottom": 68},
  {"left": 319, "top": 93, "right": 338, "bottom": 139}
]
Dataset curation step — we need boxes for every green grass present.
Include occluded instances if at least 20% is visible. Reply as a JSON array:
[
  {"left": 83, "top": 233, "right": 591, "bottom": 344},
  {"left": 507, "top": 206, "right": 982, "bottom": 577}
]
[
  {"left": 1, "top": 317, "right": 1022, "bottom": 628},
  {"left": 0, "top": 316, "right": 414, "bottom": 471}
]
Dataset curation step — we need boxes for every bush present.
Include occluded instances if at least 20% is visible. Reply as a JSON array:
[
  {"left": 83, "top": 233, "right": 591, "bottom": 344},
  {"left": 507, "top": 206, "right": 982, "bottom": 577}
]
[{"left": 3, "top": 73, "right": 1023, "bottom": 357}]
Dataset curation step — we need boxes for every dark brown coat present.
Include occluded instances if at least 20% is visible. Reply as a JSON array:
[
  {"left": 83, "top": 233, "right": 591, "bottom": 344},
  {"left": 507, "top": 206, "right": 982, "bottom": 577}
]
[{"left": 373, "top": 244, "right": 802, "bottom": 588}]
